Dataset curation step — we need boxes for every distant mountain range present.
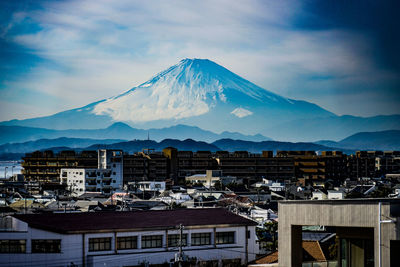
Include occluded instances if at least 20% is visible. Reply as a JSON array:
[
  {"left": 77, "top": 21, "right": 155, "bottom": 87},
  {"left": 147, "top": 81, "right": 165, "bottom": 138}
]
[
  {"left": 0, "top": 137, "right": 125, "bottom": 154},
  {"left": 0, "top": 123, "right": 270, "bottom": 145},
  {"left": 2, "top": 58, "right": 398, "bottom": 141},
  {"left": 316, "top": 130, "right": 400, "bottom": 151},
  {"left": 267, "top": 115, "right": 400, "bottom": 141},
  {"left": 0, "top": 128, "right": 398, "bottom": 160}
]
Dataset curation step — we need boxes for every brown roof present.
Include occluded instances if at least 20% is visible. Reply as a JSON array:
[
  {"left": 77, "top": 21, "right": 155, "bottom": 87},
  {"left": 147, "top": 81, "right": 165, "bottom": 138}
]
[
  {"left": 14, "top": 208, "right": 257, "bottom": 234},
  {"left": 303, "top": 241, "right": 326, "bottom": 262},
  {"left": 253, "top": 251, "right": 278, "bottom": 264}
]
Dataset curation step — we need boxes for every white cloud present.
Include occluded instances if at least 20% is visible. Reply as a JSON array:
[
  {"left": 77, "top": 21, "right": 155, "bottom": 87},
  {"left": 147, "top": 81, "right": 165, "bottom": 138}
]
[
  {"left": 231, "top": 108, "right": 253, "bottom": 118},
  {"left": 2, "top": 0, "right": 398, "bottom": 119}
]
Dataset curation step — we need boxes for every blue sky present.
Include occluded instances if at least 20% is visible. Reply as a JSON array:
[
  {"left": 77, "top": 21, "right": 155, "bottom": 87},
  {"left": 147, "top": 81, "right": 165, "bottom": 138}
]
[{"left": 1, "top": 0, "right": 399, "bottom": 121}]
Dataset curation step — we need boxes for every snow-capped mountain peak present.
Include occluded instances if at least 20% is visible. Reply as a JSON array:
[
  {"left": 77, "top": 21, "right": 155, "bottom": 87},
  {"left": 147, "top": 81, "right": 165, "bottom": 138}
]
[{"left": 93, "top": 58, "right": 291, "bottom": 122}]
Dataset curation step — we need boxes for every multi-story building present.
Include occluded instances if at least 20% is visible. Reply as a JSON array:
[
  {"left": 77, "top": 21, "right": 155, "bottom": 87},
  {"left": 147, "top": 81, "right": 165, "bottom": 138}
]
[
  {"left": 60, "top": 150, "right": 123, "bottom": 195},
  {"left": 123, "top": 151, "right": 168, "bottom": 183},
  {"left": 175, "top": 151, "right": 218, "bottom": 182},
  {"left": 276, "top": 151, "right": 347, "bottom": 184},
  {"left": 23, "top": 148, "right": 400, "bottom": 189},
  {"left": 22, "top": 150, "right": 98, "bottom": 183},
  {"left": 375, "top": 151, "right": 400, "bottom": 176},
  {"left": 348, "top": 151, "right": 382, "bottom": 179},
  {"left": 0, "top": 209, "right": 258, "bottom": 267}
]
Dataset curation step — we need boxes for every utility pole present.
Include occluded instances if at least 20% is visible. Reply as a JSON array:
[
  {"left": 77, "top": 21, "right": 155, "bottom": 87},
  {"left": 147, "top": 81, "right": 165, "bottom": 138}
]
[{"left": 175, "top": 223, "right": 184, "bottom": 267}]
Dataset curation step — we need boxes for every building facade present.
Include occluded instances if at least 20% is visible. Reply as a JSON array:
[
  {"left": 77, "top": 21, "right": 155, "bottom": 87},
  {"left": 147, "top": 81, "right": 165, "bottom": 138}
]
[
  {"left": 278, "top": 199, "right": 400, "bottom": 267},
  {"left": 0, "top": 209, "right": 258, "bottom": 267}
]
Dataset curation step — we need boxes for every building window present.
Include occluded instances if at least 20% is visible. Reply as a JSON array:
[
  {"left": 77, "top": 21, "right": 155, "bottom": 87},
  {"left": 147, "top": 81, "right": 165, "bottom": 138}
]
[
  {"left": 216, "top": 232, "right": 235, "bottom": 244},
  {"left": 117, "top": 236, "right": 137, "bottom": 250},
  {"left": 0, "top": 240, "right": 26, "bottom": 253},
  {"left": 32, "top": 239, "right": 61, "bottom": 253},
  {"left": 191, "top": 233, "right": 211, "bottom": 246},
  {"left": 89, "top": 237, "right": 111, "bottom": 252},
  {"left": 141, "top": 235, "right": 163, "bottom": 248},
  {"left": 168, "top": 234, "right": 187, "bottom": 247}
]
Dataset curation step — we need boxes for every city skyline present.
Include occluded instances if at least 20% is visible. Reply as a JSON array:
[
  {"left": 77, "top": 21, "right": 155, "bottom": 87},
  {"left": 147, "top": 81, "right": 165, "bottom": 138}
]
[{"left": 1, "top": 0, "right": 400, "bottom": 122}]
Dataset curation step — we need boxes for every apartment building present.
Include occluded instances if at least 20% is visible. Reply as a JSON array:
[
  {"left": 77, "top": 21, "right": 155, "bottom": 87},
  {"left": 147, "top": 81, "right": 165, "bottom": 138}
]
[
  {"left": 22, "top": 150, "right": 98, "bottom": 183},
  {"left": 0, "top": 209, "right": 258, "bottom": 267},
  {"left": 59, "top": 150, "right": 123, "bottom": 196}
]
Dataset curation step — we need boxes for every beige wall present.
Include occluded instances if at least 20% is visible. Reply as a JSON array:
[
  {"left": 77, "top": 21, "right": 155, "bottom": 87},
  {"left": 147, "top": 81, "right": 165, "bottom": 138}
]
[{"left": 278, "top": 200, "right": 399, "bottom": 267}]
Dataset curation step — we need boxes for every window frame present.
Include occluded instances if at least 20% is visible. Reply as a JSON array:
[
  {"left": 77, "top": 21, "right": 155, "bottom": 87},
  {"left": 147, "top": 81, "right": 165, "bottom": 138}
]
[
  {"left": 31, "top": 239, "right": 61, "bottom": 253},
  {"left": 191, "top": 233, "right": 211, "bottom": 246},
  {"left": 117, "top": 236, "right": 138, "bottom": 250},
  {"left": 216, "top": 231, "right": 235, "bottom": 245},
  {"left": 141, "top": 235, "right": 163, "bottom": 249},
  {"left": 168, "top": 234, "right": 188, "bottom": 247},
  {"left": 88, "top": 237, "right": 112, "bottom": 252},
  {"left": 0, "top": 239, "right": 26, "bottom": 253}
]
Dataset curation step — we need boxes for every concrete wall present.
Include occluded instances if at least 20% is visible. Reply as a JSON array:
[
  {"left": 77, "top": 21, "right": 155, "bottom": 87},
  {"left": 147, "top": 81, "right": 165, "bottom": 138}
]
[{"left": 278, "top": 200, "right": 399, "bottom": 267}]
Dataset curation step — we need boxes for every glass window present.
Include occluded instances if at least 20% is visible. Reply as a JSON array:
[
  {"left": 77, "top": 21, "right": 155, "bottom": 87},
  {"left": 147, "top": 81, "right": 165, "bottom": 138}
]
[
  {"left": 32, "top": 239, "right": 61, "bottom": 253},
  {"left": 191, "top": 233, "right": 211, "bottom": 246},
  {"left": 216, "top": 232, "right": 235, "bottom": 244},
  {"left": 117, "top": 236, "right": 137, "bottom": 250},
  {"left": 168, "top": 234, "right": 187, "bottom": 247},
  {"left": 141, "top": 235, "right": 163, "bottom": 248},
  {"left": 88, "top": 237, "right": 111, "bottom": 252},
  {"left": 0, "top": 240, "right": 26, "bottom": 253}
]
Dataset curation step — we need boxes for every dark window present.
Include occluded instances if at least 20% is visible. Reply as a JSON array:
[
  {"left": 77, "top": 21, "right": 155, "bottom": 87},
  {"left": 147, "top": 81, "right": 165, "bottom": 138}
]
[
  {"left": 89, "top": 237, "right": 111, "bottom": 251},
  {"left": 117, "top": 236, "right": 137, "bottom": 250},
  {"left": 191, "top": 233, "right": 211, "bottom": 246},
  {"left": 216, "top": 232, "right": 235, "bottom": 244},
  {"left": 168, "top": 234, "right": 187, "bottom": 247},
  {"left": 141, "top": 235, "right": 162, "bottom": 248},
  {"left": 0, "top": 240, "right": 26, "bottom": 253},
  {"left": 32, "top": 239, "right": 61, "bottom": 253}
]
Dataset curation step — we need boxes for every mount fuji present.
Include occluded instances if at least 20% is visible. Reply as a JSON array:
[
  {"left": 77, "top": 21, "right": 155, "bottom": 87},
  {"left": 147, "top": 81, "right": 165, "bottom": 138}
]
[{"left": 1, "top": 59, "right": 335, "bottom": 134}]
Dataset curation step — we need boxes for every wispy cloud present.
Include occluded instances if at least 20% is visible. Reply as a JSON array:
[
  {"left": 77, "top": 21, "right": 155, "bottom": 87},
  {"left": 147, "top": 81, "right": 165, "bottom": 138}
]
[{"left": 0, "top": 0, "right": 399, "bottom": 120}]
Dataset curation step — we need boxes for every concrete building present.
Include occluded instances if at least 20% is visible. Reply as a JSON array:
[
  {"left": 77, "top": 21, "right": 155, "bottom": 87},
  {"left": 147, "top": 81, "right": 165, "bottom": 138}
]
[
  {"left": 137, "top": 181, "right": 166, "bottom": 192},
  {"left": 0, "top": 209, "right": 258, "bottom": 267},
  {"left": 278, "top": 199, "right": 400, "bottom": 267},
  {"left": 60, "top": 150, "right": 123, "bottom": 196},
  {"left": 22, "top": 150, "right": 98, "bottom": 183},
  {"left": 185, "top": 170, "right": 239, "bottom": 188}
]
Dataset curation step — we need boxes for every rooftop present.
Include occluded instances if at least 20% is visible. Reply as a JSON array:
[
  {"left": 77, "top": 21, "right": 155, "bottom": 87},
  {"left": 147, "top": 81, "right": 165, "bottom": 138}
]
[{"left": 13, "top": 208, "right": 257, "bottom": 234}]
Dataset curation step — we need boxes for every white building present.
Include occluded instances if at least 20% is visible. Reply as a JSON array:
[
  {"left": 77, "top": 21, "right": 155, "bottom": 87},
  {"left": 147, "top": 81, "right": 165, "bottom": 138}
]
[
  {"left": 136, "top": 181, "right": 166, "bottom": 192},
  {"left": 185, "top": 170, "right": 239, "bottom": 188},
  {"left": 327, "top": 190, "right": 345, "bottom": 200},
  {"left": 60, "top": 150, "right": 123, "bottom": 196},
  {"left": 253, "top": 179, "right": 285, "bottom": 192},
  {"left": 312, "top": 190, "right": 327, "bottom": 200},
  {"left": 0, "top": 209, "right": 258, "bottom": 267}
]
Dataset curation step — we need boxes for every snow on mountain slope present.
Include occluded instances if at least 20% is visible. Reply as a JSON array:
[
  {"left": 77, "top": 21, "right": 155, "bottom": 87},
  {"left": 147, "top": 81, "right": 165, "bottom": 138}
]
[
  {"left": 93, "top": 58, "right": 295, "bottom": 122},
  {"left": 0, "top": 58, "right": 342, "bottom": 139}
]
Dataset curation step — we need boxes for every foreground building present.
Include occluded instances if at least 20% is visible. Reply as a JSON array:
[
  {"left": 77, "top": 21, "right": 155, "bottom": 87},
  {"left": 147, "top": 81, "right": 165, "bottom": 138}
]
[
  {"left": 278, "top": 199, "right": 400, "bottom": 267},
  {"left": 0, "top": 208, "right": 258, "bottom": 267}
]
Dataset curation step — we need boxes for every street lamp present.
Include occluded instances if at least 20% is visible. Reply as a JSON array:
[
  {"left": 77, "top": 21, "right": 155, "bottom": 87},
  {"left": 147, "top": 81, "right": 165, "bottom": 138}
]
[
  {"left": 4, "top": 166, "right": 8, "bottom": 179},
  {"left": 11, "top": 166, "right": 15, "bottom": 179}
]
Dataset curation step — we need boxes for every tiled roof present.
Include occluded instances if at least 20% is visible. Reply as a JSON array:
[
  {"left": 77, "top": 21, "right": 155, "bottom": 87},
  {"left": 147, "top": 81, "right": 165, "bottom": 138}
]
[
  {"left": 303, "top": 241, "right": 326, "bottom": 262},
  {"left": 253, "top": 251, "right": 278, "bottom": 264},
  {"left": 14, "top": 208, "right": 257, "bottom": 234}
]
